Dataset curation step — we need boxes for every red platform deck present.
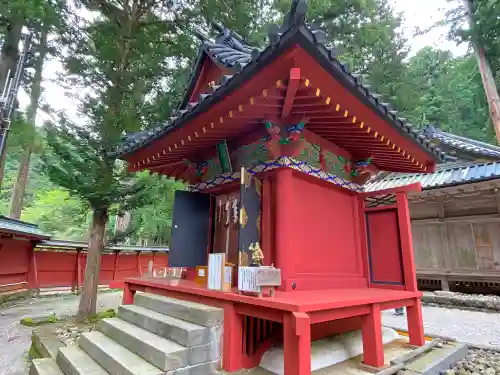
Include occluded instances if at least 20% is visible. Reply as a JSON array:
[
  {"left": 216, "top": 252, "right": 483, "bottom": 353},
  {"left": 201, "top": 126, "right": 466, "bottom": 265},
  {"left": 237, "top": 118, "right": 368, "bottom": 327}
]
[{"left": 121, "top": 277, "right": 425, "bottom": 375}]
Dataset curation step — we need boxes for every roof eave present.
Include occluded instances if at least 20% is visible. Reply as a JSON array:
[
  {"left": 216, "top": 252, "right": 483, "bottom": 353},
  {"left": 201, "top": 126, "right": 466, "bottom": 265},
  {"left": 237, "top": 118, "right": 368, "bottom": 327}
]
[{"left": 293, "top": 27, "right": 441, "bottom": 164}]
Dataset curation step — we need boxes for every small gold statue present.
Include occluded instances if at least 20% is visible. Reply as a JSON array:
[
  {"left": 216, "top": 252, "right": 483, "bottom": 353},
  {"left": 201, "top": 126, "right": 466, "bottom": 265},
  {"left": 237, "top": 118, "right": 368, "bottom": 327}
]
[{"left": 250, "top": 242, "right": 264, "bottom": 267}]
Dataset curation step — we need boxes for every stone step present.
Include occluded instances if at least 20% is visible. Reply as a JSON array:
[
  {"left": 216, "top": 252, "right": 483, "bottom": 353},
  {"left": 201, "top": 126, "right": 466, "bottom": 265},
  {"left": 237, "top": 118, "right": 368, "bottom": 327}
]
[
  {"left": 57, "top": 345, "right": 109, "bottom": 375},
  {"left": 134, "top": 293, "right": 223, "bottom": 327},
  {"left": 78, "top": 331, "right": 163, "bottom": 375},
  {"left": 29, "top": 358, "right": 64, "bottom": 375},
  {"left": 118, "top": 304, "right": 208, "bottom": 347},
  {"left": 98, "top": 317, "right": 189, "bottom": 370}
]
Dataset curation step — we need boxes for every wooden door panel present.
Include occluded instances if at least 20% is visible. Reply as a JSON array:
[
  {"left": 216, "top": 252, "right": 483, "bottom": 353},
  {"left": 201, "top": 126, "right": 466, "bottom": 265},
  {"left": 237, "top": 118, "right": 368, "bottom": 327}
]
[
  {"left": 169, "top": 191, "right": 211, "bottom": 268},
  {"left": 366, "top": 210, "right": 404, "bottom": 285}
]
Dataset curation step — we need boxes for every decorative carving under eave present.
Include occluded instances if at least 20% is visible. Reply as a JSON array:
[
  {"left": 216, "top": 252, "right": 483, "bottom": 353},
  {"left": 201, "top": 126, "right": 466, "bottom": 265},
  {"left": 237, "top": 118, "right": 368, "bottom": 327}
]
[
  {"left": 264, "top": 121, "right": 306, "bottom": 158},
  {"left": 342, "top": 157, "right": 378, "bottom": 185},
  {"left": 187, "top": 161, "right": 209, "bottom": 182}
]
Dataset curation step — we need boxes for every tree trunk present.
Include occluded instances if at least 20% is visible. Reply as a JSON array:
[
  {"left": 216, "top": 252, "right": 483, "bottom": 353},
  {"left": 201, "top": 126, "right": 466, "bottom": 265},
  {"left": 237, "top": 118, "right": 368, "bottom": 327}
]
[
  {"left": 0, "top": 21, "right": 23, "bottom": 188},
  {"left": 465, "top": 0, "right": 500, "bottom": 143},
  {"left": 76, "top": 207, "right": 108, "bottom": 321},
  {"left": 10, "top": 151, "right": 31, "bottom": 218},
  {"left": 9, "top": 26, "right": 48, "bottom": 219}
]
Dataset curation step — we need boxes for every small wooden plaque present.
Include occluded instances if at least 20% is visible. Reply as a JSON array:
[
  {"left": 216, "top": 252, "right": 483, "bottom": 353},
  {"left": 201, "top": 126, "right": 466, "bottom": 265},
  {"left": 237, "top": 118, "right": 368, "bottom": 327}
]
[
  {"left": 222, "top": 266, "right": 233, "bottom": 292},
  {"left": 195, "top": 266, "right": 208, "bottom": 286}
]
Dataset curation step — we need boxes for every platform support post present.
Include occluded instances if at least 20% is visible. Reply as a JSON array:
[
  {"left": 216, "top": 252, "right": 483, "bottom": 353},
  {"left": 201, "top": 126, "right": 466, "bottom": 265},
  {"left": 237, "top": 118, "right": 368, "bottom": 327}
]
[
  {"left": 407, "top": 298, "right": 425, "bottom": 346},
  {"left": 284, "top": 312, "right": 311, "bottom": 375},
  {"left": 223, "top": 303, "right": 243, "bottom": 371},
  {"left": 362, "top": 303, "right": 384, "bottom": 368},
  {"left": 123, "top": 282, "right": 135, "bottom": 304}
]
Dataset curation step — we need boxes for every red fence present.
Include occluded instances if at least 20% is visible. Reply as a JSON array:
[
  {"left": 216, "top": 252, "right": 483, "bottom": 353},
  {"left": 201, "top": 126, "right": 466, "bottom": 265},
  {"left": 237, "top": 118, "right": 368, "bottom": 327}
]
[{"left": 0, "top": 238, "right": 169, "bottom": 294}]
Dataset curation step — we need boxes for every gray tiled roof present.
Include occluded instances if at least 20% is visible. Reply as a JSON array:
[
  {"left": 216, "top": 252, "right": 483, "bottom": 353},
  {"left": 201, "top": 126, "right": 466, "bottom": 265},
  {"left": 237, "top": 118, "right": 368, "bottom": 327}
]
[
  {"left": 364, "top": 160, "right": 500, "bottom": 191},
  {"left": 0, "top": 216, "right": 51, "bottom": 239},
  {"left": 112, "top": 0, "right": 448, "bottom": 164},
  {"left": 424, "top": 125, "right": 500, "bottom": 159},
  {"left": 176, "top": 23, "right": 257, "bottom": 111}
]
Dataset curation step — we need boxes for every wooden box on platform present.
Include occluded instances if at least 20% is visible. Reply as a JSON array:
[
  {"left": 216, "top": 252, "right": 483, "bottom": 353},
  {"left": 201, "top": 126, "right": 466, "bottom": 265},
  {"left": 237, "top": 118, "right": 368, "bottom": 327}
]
[
  {"left": 238, "top": 266, "right": 281, "bottom": 297},
  {"left": 115, "top": 1, "right": 446, "bottom": 374},
  {"left": 194, "top": 266, "right": 208, "bottom": 286}
]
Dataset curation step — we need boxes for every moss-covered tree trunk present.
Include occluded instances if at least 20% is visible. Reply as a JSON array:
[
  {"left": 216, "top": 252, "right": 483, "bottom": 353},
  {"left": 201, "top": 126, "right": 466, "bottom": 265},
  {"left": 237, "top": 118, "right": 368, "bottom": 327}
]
[{"left": 76, "top": 207, "right": 108, "bottom": 321}]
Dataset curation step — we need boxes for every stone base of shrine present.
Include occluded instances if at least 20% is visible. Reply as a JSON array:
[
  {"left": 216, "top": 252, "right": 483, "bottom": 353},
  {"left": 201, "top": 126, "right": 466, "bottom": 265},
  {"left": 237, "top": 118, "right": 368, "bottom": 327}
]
[{"left": 218, "top": 338, "right": 468, "bottom": 375}]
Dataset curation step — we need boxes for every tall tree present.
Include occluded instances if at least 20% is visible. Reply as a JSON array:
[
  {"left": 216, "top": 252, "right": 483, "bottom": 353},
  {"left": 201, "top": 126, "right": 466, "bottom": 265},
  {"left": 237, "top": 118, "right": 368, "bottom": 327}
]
[
  {"left": 443, "top": 0, "right": 500, "bottom": 142},
  {"left": 464, "top": 0, "right": 500, "bottom": 143},
  {"left": 42, "top": 0, "right": 196, "bottom": 320}
]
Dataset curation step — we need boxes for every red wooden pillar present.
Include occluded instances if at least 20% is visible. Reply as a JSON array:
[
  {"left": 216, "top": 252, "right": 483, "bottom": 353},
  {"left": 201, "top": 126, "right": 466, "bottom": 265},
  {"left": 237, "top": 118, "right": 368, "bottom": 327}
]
[
  {"left": 284, "top": 312, "right": 311, "bottom": 375},
  {"left": 136, "top": 251, "right": 142, "bottom": 277},
  {"left": 123, "top": 281, "right": 135, "bottom": 304},
  {"left": 407, "top": 298, "right": 425, "bottom": 346},
  {"left": 222, "top": 303, "right": 243, "bottom": 371},
  {"left": 27, "top": 246, "right": 39, "bottom": 293},
  {"left": 396, "top": 192, "right": 418, "bottom": 292},
  {"left": 356, "top": 196, "right": 370, "bottom": 285},
  {"left": 76, "top": 249, "right": 83, "bottom": 292},
  {"left": 275, "top": 168, "right": 294, "bottom": 290},
  {"left": 112, "top": 251, "right": 119, "bottom": 281},
  {"left": 362, "top": 304, "right": 384, "bottom": 368}
]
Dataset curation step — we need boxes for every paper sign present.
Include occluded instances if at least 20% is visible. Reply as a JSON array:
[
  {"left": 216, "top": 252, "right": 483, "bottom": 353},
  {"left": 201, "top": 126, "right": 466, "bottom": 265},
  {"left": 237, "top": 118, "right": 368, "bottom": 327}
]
[
  {"left": 208, "top": 253, "right": 225, "bottom": 290},
  {"left": 238, "top": 267, "right": 259, "bottom": 293}
]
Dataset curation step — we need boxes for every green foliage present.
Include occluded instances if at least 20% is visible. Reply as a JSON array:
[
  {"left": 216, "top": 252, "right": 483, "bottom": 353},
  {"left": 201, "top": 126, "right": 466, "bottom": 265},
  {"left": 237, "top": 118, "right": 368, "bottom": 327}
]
[
  {"left": 20, "top": 313, "right": 59, "bottom": 327},
  {"left": 402, "top": 47, "right": 494, "bottom": 141},
  {"left": 20, "top": 317, "right": 34, "bottom": 326},
  {"left": 444, "top": 0, "right": 500, "bottom": 81},
  {"left": 22, "top": 188, "right": 90, "bottom": 240},
  {"left": 87, "top": 308, "right": 116, "bottom": 323}
]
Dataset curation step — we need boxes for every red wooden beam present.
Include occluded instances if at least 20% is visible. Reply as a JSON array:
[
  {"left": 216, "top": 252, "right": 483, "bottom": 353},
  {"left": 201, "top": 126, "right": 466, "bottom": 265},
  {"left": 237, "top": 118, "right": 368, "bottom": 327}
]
[
  {"left": 303, "top": 129, "right": 351, "bottom": 159},
  {"left": 281, "top": 68, "right": 301, "bottom": 118}
]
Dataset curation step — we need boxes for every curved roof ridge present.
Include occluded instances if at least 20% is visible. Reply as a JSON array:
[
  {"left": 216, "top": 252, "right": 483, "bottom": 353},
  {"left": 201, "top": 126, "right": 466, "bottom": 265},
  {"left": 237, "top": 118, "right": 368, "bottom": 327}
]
[{"left": 423, "top": 124, "right": 500, "bottom": 158}]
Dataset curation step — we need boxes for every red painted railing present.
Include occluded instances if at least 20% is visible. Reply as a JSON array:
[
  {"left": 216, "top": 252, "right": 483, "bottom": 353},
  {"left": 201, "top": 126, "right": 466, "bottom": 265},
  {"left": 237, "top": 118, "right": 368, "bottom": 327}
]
[{"left": 0, "top": 238, "right": 169, "bottom": 294}]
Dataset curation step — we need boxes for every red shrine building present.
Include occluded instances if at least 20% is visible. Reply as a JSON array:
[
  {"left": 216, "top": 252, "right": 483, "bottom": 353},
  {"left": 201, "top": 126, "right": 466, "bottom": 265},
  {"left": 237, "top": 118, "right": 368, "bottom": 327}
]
[{"left": 113, "top": 1, "right": 448, "bottom": 374}]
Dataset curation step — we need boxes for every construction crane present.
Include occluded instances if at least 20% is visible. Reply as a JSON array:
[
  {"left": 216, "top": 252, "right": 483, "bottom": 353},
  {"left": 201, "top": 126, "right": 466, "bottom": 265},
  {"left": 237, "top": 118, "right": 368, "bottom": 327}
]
[{"left": 0, "top": 32, "right": 32, "bottom": 158}]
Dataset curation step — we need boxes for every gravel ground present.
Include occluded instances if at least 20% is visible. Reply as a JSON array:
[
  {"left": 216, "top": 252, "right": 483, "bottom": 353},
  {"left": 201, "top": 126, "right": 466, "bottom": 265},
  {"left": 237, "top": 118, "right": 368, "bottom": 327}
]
[
  {"left": 382, "top": 305, "right": 500, "bottom": 348},
  {"left": 0, "top": 291, "right": 122, "bottom": 375},
  {"left": 441, "top": 347, "right": 500, "bottom": 375}
]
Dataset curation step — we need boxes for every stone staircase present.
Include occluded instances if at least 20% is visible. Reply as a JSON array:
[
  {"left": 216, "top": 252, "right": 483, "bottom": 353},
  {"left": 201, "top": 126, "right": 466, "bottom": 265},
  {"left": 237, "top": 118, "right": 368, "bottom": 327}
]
[{"left": 29, "top": 293, "right": 224, "bottom": 375}]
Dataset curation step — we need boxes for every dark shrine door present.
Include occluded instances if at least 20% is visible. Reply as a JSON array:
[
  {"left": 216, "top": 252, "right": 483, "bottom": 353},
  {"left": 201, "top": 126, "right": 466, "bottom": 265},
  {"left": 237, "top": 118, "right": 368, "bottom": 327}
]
[{"left": 169, "top": 190, "right": 212, "bottom": 268}]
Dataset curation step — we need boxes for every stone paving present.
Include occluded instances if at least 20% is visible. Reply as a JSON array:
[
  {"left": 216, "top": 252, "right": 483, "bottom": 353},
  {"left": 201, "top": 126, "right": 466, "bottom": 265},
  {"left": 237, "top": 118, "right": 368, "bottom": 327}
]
[
  {"left": 382, "top": 305, "right": 500, "bottom": 348},
  {"left": 0, "top": 291, "right": 122, "bottom": 375}
]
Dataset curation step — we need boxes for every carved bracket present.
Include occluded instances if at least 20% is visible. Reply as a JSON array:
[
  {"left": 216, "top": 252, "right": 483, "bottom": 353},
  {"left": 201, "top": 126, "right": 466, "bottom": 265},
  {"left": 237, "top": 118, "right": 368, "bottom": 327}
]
[
  {"left": 264, "top": 121, "right": 306, "bottom": 158},
  {"left": 187, "top": 160, "right": 209, "bottom": 180}
]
